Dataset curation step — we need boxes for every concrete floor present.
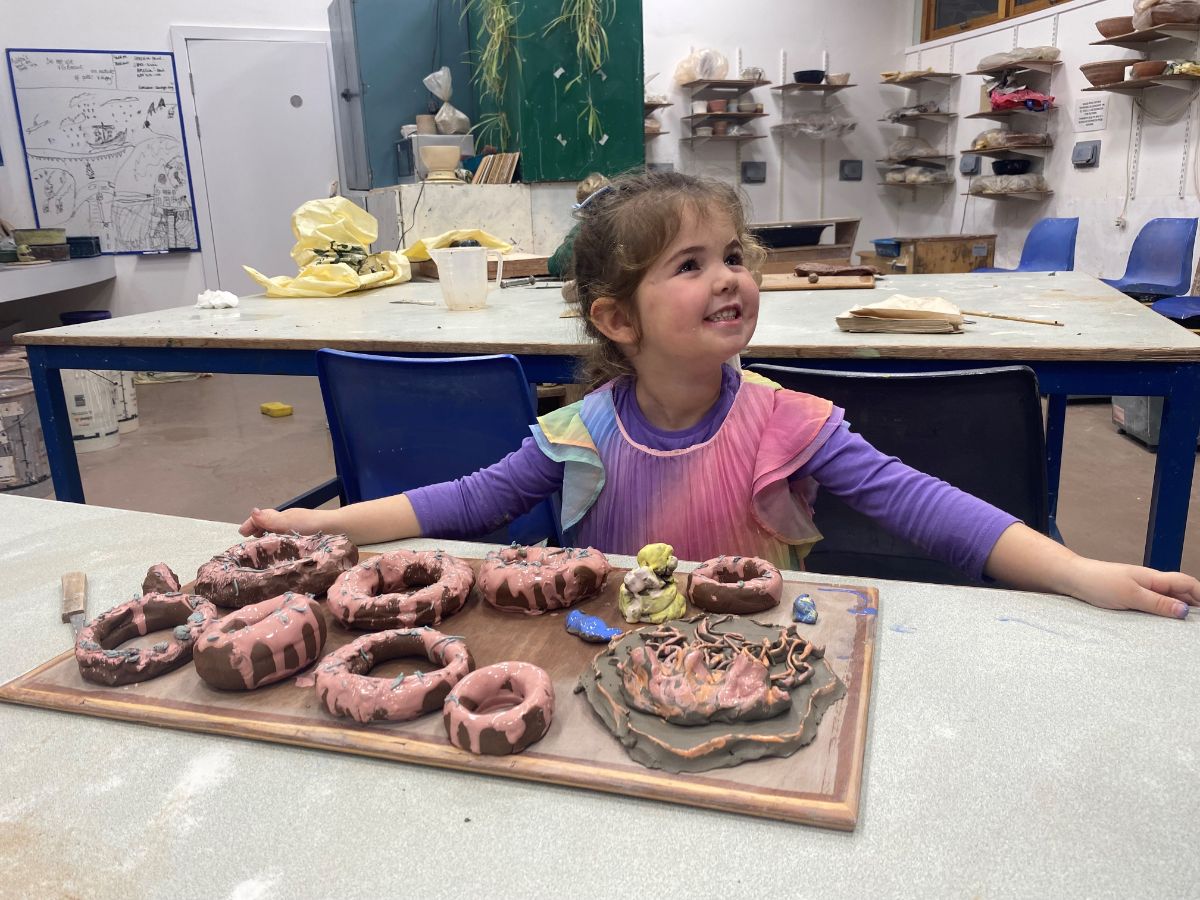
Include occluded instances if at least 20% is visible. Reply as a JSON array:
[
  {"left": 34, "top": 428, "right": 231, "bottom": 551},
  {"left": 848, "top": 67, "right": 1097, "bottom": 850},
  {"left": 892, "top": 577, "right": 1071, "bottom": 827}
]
[{"left": 16, "top": 373, "right": 1200, "bottom": 573}]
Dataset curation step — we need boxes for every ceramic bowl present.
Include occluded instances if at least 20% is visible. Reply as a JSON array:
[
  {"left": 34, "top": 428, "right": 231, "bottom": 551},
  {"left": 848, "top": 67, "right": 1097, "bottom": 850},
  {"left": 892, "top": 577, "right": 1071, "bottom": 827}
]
[
  {"left": 826, "top": 72, "right": 851, "bottom": 85},
  {"left": 1149, "top": 3, "right": 1200, "bottom": 25},
  {"left": 1131, "top": 59, "right": 1169, "bottom": 79},
  {"left": 419, "top": 145, "right": 461, "bottom": 173},
  {"left": 1079, "top": 60, "right": 1127, "bottom": 87},
  {"left": 712, "top": 120, "right": 730, "bottom": 136},
  {"left": 693, "top": 126, "right": 714, "bottom": 137},
  {"left": 793, "top": 69, "right": 825, "bottom": 84},
  {"left": 1094, "top": 16, "right": 1134, "bottom": 38}
]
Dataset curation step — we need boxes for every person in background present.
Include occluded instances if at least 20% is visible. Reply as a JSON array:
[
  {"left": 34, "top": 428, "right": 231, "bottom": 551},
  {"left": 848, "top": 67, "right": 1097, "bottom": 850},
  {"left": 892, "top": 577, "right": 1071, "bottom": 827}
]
[{"left": 547, "top": 172, "right": 611, "bottom": 279}]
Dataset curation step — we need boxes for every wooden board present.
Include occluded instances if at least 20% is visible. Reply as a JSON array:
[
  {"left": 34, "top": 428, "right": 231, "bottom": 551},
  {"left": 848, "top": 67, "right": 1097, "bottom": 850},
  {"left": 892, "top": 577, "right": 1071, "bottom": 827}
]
[
  {"left": 414, "top": 253, "right": 549, "bottom": 280},
  {"left": 0, "top": 554, "right": 878, "bottom": 829},
  {"left": 761, "top": 274, "right": 876, "bottom": 291}
]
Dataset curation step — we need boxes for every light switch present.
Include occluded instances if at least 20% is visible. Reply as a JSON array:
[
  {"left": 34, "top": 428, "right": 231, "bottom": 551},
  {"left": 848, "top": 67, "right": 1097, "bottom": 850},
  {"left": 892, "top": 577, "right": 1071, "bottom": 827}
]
[
  {"left": 1072, "top": 140, "right": 1101, "bottom": 168},
  {"left": 741, "top": 161, "right": 767, "bottom": 184},
  {"left": 839, "top": 159, "right": 863, "bottom": 182},
  {"left": 959, "top": 154, "right": 981, "bottom": 176}
]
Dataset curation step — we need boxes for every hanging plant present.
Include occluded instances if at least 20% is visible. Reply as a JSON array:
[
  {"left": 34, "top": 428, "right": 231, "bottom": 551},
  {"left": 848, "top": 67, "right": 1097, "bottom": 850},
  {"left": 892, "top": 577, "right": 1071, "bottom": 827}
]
[
  {"left": 465, "top": 0, "right": 521, "bottom": 147},
  {"left": 544, "top": 0, "right": 615, "bottom": 140}
]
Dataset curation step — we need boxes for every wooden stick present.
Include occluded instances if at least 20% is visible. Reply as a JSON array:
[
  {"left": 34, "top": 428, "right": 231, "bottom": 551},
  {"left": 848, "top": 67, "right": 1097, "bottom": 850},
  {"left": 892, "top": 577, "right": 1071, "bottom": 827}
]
[{"left": 961, "top": 309, "right": 1064, "bottom": 327}]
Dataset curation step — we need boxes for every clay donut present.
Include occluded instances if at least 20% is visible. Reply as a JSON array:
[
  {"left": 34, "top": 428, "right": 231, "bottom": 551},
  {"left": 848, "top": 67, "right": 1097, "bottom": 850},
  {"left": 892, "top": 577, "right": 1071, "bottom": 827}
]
[
  {"left": 315, "top": 627, "right": 475, "bottom": 724},
  {"left": 75, "top": 592, "right": 218, "bottom": 686},
  {"left": 477, "top": 546, "right": 611, "bottom": 615},
  {"left": 326, "top": 550, "right": 475, "bottom": 630},
  {"left": 193, "top": 592, "right": 327, "bottom": 690},
  {"left": 195, "top": 532, "right": 358, "bottom": 609},
  {"left": 443, "top": 661, "right": 555, "bottom": 755},
  {"left": 686, "top": 556, "right": 784, "bottom": 614}
]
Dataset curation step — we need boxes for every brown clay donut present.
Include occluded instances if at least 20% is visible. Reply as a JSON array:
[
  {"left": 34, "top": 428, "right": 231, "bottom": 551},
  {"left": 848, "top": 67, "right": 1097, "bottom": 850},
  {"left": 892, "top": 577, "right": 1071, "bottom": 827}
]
[
  {"left": 75, "top": 592, "right": 218, "bottom": 686},
  {"left": 141, "top": 563, "right": 181, "bottom": 595},
  {"left": 326, "top": 550, "right": 474, "bottom": 631},
  {"left": 192, "top": 592, "right": 327, "bottom": 690},
  {"left": 477, "top": 546, "right": 611, "bottom": 615},
  {"left": 443, "top": 661, "right": 554, "bottom": 755},
  {"left": 686, "top": 556, "right": 784, "bottom": 614},
  {"left": 315, "top": 627, "right": 475, "bottom": 724},
  {"left": 195, "top": 532, "right": 358, "bottom": 609}
]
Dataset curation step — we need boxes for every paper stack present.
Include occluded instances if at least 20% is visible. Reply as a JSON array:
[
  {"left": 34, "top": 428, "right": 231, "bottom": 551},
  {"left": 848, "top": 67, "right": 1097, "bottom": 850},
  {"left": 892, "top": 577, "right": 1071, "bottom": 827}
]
[{"left": 836, "top": 294, "right": 964, "bottom": 334}]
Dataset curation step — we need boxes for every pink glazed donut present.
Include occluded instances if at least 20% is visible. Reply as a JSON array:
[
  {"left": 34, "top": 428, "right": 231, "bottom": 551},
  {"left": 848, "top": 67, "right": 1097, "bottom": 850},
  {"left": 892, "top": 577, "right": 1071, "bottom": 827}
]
[{"left": 443, "top": 661, "right": 554, "bottom": 755}]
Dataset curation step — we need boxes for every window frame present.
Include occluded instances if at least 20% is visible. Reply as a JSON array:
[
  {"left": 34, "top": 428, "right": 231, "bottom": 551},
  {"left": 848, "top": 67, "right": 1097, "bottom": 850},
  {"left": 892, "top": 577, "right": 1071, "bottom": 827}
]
[{"left": 921, "top": 0, "right": 1062, "bottom": 43}]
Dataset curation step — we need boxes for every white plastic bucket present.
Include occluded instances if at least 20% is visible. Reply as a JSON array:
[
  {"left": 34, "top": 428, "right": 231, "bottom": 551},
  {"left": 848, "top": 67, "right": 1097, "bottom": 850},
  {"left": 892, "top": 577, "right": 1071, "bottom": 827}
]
[
  {"left": 116, "top": 370, "right": 139, "bottom": 433},
  {"left": 62, "top": 369, "right": 120, "bottom": 453},
  {"left": 0, "top": 373, "right": 50, "bottom": 490}
]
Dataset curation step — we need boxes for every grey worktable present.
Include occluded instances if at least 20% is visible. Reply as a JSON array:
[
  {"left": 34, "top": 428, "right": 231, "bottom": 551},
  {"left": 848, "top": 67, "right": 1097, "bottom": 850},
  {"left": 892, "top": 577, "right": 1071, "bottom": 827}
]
[{"left": 2, "top": 495, "right": 1196, "bottom": 898}]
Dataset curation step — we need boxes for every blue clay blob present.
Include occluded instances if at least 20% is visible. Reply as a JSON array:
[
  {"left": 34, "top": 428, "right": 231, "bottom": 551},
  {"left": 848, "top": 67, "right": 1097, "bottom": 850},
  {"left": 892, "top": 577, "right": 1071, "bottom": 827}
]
[
  {"left": 792, "top": 594, "right": 818, "bottom": 625},
  {"left": 565, "top": 609, "right": 623, "bottom": 643}
]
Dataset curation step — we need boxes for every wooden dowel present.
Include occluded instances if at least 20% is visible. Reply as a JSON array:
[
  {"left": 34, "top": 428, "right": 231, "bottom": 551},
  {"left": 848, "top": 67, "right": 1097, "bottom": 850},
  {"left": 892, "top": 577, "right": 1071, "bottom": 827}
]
[{"left": 961, "top": 309, "right": 1064, "bottom": 327}]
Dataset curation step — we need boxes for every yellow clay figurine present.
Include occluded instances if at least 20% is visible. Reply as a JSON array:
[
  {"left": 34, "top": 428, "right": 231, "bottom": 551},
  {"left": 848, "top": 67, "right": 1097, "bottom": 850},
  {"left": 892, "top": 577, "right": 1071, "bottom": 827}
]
[{"left": 618, "top": 542, "right": 687, "bottom": 624}]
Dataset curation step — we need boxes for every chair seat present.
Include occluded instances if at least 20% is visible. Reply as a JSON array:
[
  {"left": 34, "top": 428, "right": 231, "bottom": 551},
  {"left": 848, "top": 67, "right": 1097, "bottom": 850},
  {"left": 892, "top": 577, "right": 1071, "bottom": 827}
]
[{"left": 972, "top": 266, "right": 1013, "bottom": 274}]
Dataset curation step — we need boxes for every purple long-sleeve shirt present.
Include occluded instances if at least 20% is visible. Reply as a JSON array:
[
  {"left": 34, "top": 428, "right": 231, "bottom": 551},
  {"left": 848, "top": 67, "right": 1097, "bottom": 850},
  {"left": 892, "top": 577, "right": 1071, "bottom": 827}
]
[{"left": 408, "top": 368, "right": 1017, "bottom": 578}]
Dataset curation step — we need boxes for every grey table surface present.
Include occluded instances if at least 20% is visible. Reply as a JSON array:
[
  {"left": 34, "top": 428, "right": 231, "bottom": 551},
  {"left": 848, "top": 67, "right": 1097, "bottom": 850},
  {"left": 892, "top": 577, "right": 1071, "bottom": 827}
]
[
  {"left": 16, "top": 271, "right": 1200, "bottom": 361},
  {"left": 2, "top": 495, "right": 1197, "bottom": 899}
]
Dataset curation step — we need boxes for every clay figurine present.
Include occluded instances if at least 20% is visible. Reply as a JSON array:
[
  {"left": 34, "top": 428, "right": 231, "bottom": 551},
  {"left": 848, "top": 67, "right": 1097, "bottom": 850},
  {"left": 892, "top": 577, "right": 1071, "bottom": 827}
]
[
  {"left": 618, "top": 543, "right": 687, "bottom": 624},
  {"left": 792, "top": 594, "right": 818, "bottom": 625},
  {"left": 565, "top": 609, "right": 623, "bottom": 643}
]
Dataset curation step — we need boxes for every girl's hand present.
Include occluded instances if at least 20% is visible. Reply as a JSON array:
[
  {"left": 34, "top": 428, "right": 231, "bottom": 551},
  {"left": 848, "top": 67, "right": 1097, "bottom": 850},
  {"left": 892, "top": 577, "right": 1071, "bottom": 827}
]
[
  {"left": 1065, "top": 558, "right": 1200, "bottom": 620},
  {"left": 238, "top": 507, "right": 330, "bottom": 538}
]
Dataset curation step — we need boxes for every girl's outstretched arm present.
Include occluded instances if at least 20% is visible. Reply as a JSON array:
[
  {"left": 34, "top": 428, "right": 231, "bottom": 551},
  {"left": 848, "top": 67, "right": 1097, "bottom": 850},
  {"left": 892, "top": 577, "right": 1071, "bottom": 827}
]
[
  {"left": 238, "top": 494, "right": 420, "bottom": 546},
  {"left": 984, "top": 522, "right": 1200, "bottom": 619}
]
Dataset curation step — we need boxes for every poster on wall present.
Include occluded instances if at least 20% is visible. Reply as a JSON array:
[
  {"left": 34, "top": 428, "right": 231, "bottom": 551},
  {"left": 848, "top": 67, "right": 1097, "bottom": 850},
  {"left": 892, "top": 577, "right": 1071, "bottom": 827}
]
[{"left": 5, "top": 48, "right": 200, "bottom": 253}]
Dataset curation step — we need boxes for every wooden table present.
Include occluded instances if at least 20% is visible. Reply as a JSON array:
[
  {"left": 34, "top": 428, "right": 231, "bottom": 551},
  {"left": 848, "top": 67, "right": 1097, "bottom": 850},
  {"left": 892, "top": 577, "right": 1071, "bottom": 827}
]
[
  {"left": 15, "top": 271, "right": 1200, "bottom": 570},
  {"left": 3, "top": 495, "right": 1197, "bottom": 895},
  {"left": 857, "top": 233, "right": 997, "bottom": 274}
]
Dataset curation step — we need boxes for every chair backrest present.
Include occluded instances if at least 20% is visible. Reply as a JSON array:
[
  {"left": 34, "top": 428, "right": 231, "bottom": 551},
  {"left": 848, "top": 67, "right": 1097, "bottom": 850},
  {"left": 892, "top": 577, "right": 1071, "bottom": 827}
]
[
  {"left": 747, "top": 364, "right": 1049, "bottom": 585},
  {"left": 1018, "top": 217, "right": 1079, "bottom": 271},
  {"left": 316, "top": 349, "right": 562, "bottom": 546},
  {"left": 1118, "top": 217, "right": 1198, "bottom": 295}
]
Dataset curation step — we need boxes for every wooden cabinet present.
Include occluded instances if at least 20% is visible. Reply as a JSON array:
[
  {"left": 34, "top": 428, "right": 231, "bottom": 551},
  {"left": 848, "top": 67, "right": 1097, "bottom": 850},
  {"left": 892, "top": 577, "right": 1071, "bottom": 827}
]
[{"left": 857, "top": 234, "right": 996, "bottom": 274}]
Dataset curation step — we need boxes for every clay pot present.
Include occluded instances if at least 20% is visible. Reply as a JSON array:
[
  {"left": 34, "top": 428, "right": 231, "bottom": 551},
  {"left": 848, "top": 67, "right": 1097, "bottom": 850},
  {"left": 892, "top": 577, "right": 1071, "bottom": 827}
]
[
  {"left": 1095, "top": 16, "right": 1134, "bottom": 38},
  {"left": 1149, "top": 1, "right": 1200, "bottom": 25},
  {"left": 826, "top": 72, "right": 851, "bottom": 85},
  {"left": 706, "top": 99, "right": 728, "bottom": 113},
  {"left": 1079, "top": 60, "right": 1128, "bottom": 87},
  {"left": 712, "top": 120, "right": 730, "bottom": 136},
  {"left": 1131, "top": 59, "right": 1169, "bottom": 79}
]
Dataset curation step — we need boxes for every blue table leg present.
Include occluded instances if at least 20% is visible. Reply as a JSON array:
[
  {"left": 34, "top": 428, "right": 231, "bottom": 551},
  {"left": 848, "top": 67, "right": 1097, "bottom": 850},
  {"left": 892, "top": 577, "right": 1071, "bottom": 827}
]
[
  {"left": 1044, "top": 393, "right": 1067, "bottom": 527},
  {"left": 25, "top": 346, "right": 84, "bottom": 503},
  {"left": 1146, "top": 365, "right": 1200, "bottom": 570}
]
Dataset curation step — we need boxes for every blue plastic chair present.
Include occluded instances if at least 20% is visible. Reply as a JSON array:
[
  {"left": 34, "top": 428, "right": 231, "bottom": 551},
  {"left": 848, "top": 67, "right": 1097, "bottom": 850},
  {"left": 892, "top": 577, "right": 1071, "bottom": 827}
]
[
  {"left": 1102, "top": 217, "right": 1198, "bottom": 299},
  {"left": 308, "top": 349, "right": 562, "bottom": 546},
  {"left": 973, "top": 217, "right": 1079, "bottom": 273}
]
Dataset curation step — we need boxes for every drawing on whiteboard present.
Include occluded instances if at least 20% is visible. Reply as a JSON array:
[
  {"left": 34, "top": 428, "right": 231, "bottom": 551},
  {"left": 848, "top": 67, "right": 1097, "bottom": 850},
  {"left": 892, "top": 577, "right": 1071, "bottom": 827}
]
[{"left": 6, "top": 49, "right": 200, "bottom": 253}]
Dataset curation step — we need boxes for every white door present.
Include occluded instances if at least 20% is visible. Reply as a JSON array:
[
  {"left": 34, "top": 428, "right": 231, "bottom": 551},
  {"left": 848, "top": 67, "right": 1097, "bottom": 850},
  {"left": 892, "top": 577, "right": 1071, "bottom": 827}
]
[{"left": 187, "top": 38, "right": 339, "bottom": 293}]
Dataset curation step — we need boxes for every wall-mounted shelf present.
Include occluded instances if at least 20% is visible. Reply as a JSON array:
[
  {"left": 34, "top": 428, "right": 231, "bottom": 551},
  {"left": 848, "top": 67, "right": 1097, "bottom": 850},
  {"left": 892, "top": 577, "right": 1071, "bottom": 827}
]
[
  {"left": 1082, "top": 74, "right": 1200, "bottom": 94},
  {"left": 969, "top": 61, "right": 1061, "bottom": 77},
  {"left": 876, "top": 155, "right": 952, "bottom": 164},
  {"left": 880, "top": 73, "right": 959, "bottom": 86},
  {"left": 964, "top": 190, "right": 1054, "bottom": 200},
  {"left": 879, "top": 113, "right": 958, "bottom": 123},
  {"left": 961, "top": 145, "right": 1051, "bottom": 159},
  {"left": 680, "top": 79, "right": 770, "bottom": 100},
  {"left": 0, "top": 256, "right": 116, "bottom": 304},
  {"left": 644, "top": 131, "right": 669, "bottom": 138},
  {"left": 965, "top": 107, "right": 1056, "bottom": 120},
  {"left": 1090, "top": 23, "right": 1200, "bottom": 49},
  {"left": 681, "top": 112, "right": 768, "bottom": 122},
  {"left": 681, "top": 135, "right": 765, "bottom": 144},
  {"left": 880, "top": 181, "right": 953, "bottom": 188},
  {"left": 643, "top": 100, "right": 673, "bottom": 111},
  {"left": 771, "top": 82, "right": 855, "bottom": 93}
]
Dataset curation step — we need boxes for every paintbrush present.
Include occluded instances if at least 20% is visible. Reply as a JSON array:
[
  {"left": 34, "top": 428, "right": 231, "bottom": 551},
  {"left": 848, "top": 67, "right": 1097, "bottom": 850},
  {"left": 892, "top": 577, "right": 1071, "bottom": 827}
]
[{"left": 960, "top": 309, "right": 1064, "bottom": 327}]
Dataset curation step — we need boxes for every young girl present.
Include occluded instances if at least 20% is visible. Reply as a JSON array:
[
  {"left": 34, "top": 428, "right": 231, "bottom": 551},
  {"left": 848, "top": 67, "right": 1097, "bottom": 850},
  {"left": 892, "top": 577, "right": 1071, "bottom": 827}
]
[{"left": 242, "top": 171, "right": 1199, "bottom": 620}]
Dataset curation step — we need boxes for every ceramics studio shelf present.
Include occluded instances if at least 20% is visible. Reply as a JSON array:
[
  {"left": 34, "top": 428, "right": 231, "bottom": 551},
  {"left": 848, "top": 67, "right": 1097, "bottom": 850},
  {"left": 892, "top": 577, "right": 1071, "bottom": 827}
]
[
  {"left": 1090, "top": 22, "right": 1200, "bottom": 49},
  {"left": 964, "top": 107, "right": 1057, "bottom": 120},
  {"left": 878, "top": 112, "right": 958, "bottom": 123},
  {"left": 679, "top": 79, "right": 769, "bottom": 147},
  {"left": 643, "top": 100, "right": 672, "bottom": 140},
  {"left": 876, "top": 72, "right": 957, "bottom": 200},
  {"left": 1082, "top": 73, "right": 1200, "bottom": 94},
  {"left": 770, "top": 82, "right": 857, "bottom": 93},
  {"left": 968, "top": 60, "right": 1062, "bottom": 77},
  {"left": 963, "top": 190, "right": 1054, "bottom": 200},
  {"left": 679, "top": 78, "right": 770, "bottom": 101},
  {"left": 876, "top": 154, "right": 952, "bottom": 164},
  {"left": 880, "top": 72, "right": 959, "bottom": 86},
  {"left": 959, "top": 144, "right": 1051, "bottom": 158}
]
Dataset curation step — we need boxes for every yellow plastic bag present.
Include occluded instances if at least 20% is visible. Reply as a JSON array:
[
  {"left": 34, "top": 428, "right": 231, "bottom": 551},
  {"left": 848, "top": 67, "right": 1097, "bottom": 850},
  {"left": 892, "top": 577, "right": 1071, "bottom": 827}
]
[
  {"left": 402, "top": 228, "right": 512, "bottom": 262},
  {"left": 243, "top": 197, "right": 411, "bottom": 297}
]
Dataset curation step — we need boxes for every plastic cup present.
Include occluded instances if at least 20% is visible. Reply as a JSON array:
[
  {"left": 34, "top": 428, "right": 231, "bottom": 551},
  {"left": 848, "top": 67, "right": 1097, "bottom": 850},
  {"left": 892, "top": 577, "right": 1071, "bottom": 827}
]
[{"left": 428, "top": 247, "right": 504, "bottom": 311}]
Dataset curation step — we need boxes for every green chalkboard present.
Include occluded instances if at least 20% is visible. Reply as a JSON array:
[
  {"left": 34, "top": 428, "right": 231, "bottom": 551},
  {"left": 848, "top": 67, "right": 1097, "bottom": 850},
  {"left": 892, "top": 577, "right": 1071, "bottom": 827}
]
[{"left": 468, "top": 0, "right": 644, "bottom": 182}]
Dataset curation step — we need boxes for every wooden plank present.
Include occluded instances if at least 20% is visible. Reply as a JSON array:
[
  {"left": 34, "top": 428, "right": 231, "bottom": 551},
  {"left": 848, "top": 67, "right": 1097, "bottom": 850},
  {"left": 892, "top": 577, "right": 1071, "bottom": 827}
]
[
  {"left": 913, "top": 237, "right": 995, "bottom": 274},
  {"left": 761, "top": 274, "right": 875, "bottom": 291},
  {"left": 0, "top": 554, "right": 879, "bottom": 829},
  {"left": 414, "top": 253, "right": 550, "bottom": 280}
]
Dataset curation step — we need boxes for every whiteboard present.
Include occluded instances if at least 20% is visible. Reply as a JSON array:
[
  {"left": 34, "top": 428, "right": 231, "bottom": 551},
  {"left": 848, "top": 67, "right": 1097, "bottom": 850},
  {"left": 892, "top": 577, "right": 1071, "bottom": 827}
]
[{"left": 6, "top": 48, "right": 200, "bottom": 254}]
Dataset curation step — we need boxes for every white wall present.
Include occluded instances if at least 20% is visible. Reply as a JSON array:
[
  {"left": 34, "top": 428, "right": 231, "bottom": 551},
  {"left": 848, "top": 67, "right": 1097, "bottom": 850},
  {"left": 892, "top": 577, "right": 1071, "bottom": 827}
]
[
  {"left": 643, "top": 0, "right": 910, "bottom": 245},
  {"left": 0, "top": 0, "right": 332, "bottom": 327},
  {"left": 898, "top": 0, "right": 1200, "bottom": 275}
]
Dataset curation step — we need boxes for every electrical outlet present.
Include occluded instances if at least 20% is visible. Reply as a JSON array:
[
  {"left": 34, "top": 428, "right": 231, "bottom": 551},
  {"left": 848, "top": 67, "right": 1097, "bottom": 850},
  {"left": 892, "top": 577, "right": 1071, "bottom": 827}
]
[
  {"left": 741, "top": 161, "right": 767, "bottom": 184},
  {"left": 959, "top": 154, "right": 982, "bottom": 176},
  {"left": 838, "top": 160, "right": 863, "bottom": 182}
]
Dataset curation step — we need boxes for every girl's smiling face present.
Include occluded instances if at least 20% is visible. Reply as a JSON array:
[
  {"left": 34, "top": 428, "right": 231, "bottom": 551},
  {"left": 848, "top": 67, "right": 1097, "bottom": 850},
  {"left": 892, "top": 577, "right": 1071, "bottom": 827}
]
[{"left": 630, "top": 206, "right": 760, "bottom": 370}]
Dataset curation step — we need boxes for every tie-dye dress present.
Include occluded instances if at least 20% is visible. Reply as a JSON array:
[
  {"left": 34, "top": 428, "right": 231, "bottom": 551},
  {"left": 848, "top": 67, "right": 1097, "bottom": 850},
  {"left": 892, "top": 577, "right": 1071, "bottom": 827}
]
[{"left": 531, "top": 370, "right": 834, "bottom": 568}]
